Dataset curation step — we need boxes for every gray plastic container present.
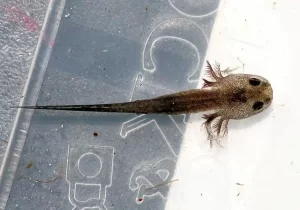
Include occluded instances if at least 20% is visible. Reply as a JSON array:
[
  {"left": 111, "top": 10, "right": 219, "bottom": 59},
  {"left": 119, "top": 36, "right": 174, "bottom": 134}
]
[{"left": 0, "top": 0, "right": 219, "bottom": 209}]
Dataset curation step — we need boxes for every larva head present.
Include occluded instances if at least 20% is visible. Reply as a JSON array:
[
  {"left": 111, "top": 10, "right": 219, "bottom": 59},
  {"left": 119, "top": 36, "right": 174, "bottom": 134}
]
[{"left": 221, "top": 74, "right": 273, "bottom": 119}]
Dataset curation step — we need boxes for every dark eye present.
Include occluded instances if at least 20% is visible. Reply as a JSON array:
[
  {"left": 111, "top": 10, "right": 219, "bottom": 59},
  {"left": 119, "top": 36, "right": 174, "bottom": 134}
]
[
  {"left": 252, "top": 101, "right": 264, "bottom": 110},
  {"left": 249, "top": 78, "right": 261, "bottom": 86}
]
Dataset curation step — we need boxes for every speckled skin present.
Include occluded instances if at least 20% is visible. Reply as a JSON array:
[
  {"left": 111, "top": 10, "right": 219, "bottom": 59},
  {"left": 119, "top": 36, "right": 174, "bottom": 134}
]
[
  {"left": 200, "top": 61, "right": 273, "bottom": 147},
  {"left": 16, "top": 61, "right": 273, "bottom": 147}
]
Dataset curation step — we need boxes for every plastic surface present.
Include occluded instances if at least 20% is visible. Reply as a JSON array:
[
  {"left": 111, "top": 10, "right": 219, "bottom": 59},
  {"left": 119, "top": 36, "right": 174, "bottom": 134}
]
[
  {"left": 0, "top": 0, "right": 47, "bottom": 165},
  {"left": 0, "top": 0, "right": 219, "bottom": 209},
  {"left": 167, "top": 1, "right": 300, "bottom": 210},
  {"left": 2, "top": 0, "right": 300, "bottom": 210}
]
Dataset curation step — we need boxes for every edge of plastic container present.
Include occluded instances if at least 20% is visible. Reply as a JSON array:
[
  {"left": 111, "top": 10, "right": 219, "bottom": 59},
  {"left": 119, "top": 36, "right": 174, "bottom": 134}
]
[{"left": 0, "top": 0, "right": 66, "bottom": 208}]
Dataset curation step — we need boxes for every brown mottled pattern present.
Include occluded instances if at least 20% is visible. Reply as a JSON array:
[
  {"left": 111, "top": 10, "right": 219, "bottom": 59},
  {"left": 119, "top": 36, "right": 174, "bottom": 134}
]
[{"left": 15, "top": 61, "right": 273, "bottom": 147}]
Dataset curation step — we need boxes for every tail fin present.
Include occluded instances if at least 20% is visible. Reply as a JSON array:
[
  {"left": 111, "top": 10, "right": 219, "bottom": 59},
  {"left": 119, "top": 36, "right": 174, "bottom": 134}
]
[{"left": 11, "top": 103, "right": 138, "bottom": 113}]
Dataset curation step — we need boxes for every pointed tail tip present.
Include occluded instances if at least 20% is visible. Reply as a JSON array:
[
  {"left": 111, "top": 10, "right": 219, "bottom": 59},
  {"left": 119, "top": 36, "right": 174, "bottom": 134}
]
[{"left": 9, "top": 105, "right": 32, "bottom": 109}]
